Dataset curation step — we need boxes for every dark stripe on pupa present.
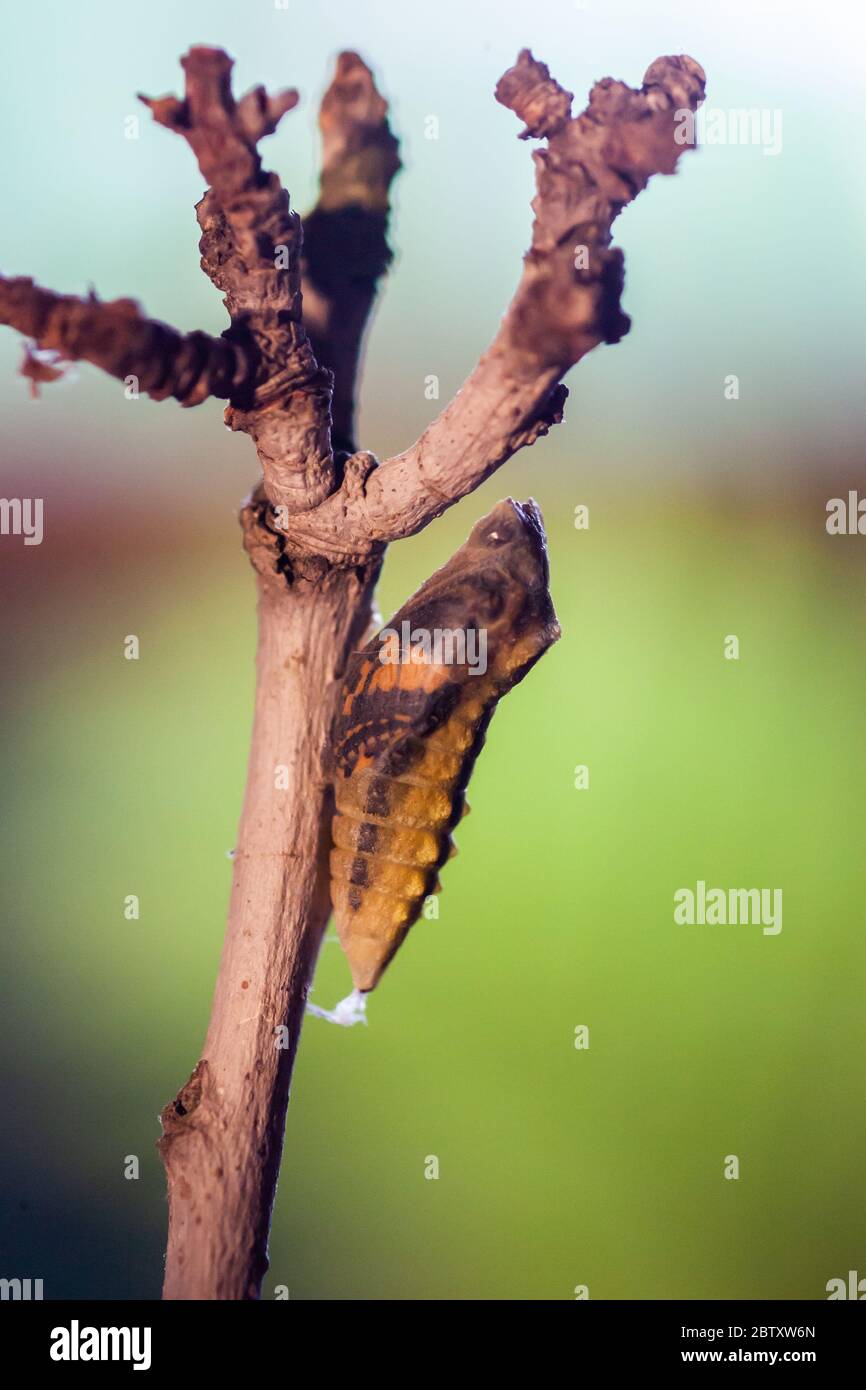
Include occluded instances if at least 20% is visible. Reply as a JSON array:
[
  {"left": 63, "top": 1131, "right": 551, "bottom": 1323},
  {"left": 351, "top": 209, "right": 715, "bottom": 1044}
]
[
  {"left": 364, "top": 777, "right": 390, "bottom": 819},
  {"left": 357, "top": 822, "right": 379, "bottom": 853},
  {"left": 349, "top": 855, "right": 369, "bottom": 887}
]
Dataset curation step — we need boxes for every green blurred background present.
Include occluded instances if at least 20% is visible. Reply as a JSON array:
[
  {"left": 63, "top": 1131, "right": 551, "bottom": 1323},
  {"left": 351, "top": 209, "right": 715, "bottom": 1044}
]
[{"left": 1, "top": 0, "right": 863, "bottom": 1300}]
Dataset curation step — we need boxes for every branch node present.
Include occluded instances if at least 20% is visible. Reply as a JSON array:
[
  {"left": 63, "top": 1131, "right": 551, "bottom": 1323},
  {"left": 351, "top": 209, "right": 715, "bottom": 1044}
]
[
  {"left": 158, "top": 1059, "right": 212, "bottom": 1160},
  {"left": 343, "top": 450, "right": 379, "bottom": 500}
]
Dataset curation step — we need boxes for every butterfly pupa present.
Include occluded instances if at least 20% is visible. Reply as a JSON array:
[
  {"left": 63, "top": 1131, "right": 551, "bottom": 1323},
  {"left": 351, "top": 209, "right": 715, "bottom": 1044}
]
[{"left": 309, "top": 498, "right": 560, "bottom": 1025}]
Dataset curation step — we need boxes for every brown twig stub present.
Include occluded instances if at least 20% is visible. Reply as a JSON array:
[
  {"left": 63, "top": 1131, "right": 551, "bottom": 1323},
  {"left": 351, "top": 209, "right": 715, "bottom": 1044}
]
[
  {"left": 0, "top": 276, "right": 253, "bottom": 406},
  {"left": 498, "top": 51, "right": 707, "bottom": 368},
  {"left": 140, "top": 49, "right": 306, "bottom": 345},
  {"left": 495, "top": 49, "right": 574, "bottom": 138},
  {"left": 316, "top": 51, "right": 401, "bottom": 213},
  {"left": 142, "top": 46, "right": 335, "bottom": 513},
  {"left": 300, "top": 51, "right": 401, "bottom": 454}
]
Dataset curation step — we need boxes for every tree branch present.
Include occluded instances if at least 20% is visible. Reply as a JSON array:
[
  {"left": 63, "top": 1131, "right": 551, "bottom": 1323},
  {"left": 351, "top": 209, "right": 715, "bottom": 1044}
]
[
  {"left": 0, "top": 45, "right": 707, "bottom": 1301},
  {"left": 281, "top": 51, "right": 705, "bottom": 562},
  {"left": 300, "top": 51, "right": 401, "bottom": 454},
  {"left": 159, "top": 552, "right": 381, "bottom": 1300},
  {"left": 0, "top": 276, "right": 253, "bottom": 406},
  {"left": 141, "top": 46, "right": 335, "bottom": 512}
]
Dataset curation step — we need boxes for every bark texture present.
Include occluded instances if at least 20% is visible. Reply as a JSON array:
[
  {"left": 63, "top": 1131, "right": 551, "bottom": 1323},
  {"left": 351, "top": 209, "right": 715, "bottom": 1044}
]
[
  {"left": 0, "top": 44, "right": 705, "bottom": 1299},
  {"left": 300, "top": 50, "right": 401, "bottom": 455},
  {"left": 0, "top": 277, "right": 252, "bottom": 405},
  {"left": 160, "top": 544, "right": 379, "bottom": 1299}
]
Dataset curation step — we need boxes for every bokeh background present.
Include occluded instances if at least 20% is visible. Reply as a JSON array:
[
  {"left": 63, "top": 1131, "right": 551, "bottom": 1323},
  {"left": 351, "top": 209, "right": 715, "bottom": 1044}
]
[{"left": 1, "top": 0, "right": 864, "bottom": 1300}]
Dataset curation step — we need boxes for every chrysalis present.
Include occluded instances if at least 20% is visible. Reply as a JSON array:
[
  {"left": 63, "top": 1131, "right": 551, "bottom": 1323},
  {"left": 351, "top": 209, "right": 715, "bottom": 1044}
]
[{"left": 309, "top": 498, "right": 560, "bottom": 1025}]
